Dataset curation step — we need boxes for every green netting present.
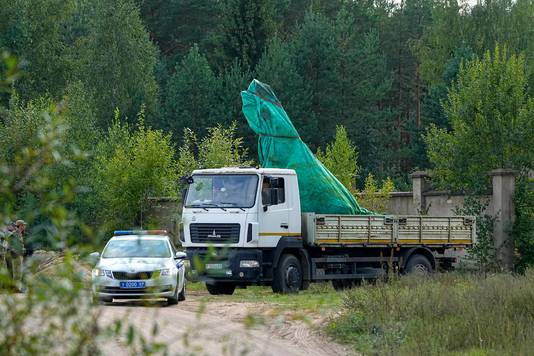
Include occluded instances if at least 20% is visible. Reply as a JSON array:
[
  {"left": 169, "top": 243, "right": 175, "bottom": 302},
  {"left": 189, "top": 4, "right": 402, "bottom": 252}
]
[{"left": 241, "top": 79, "right": 373, "bottom": 215}]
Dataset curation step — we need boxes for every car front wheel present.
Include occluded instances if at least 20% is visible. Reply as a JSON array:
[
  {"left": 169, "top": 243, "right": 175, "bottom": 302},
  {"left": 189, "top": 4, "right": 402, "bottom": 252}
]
[{"left": 178, "top": 282, "right": 186, "bottom": 301}]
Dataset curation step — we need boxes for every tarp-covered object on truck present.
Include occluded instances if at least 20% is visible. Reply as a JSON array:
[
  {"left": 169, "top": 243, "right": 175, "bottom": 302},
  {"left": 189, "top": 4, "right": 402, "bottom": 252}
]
[{"left": 241, "top": 79, "right": 373, "bottom": 215}]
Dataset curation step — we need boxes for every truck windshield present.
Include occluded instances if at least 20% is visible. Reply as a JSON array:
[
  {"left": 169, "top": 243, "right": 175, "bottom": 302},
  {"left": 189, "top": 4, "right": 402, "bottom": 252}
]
[{"left": 185, "top": 174, "right": 259, "bottom": 208}]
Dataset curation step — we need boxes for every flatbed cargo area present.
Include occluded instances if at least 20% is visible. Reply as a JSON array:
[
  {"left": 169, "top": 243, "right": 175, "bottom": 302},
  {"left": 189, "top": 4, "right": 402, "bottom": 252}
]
[{"left": 302, "top": 213, "right": 476, "bottom": 247}]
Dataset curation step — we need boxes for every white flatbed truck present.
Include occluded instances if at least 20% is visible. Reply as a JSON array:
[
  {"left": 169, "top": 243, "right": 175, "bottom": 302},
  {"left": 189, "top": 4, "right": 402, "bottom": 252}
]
[{"left": 181, "top": 167, "right": 475, "bottom": 294}]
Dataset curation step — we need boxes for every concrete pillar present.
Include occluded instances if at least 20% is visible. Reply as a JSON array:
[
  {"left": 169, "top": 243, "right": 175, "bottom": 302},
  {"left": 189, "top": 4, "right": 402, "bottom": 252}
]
[
  {"left": 490, "top": 169, "right": 517, "bottom": 271},
  {"left": 411, "top": 171, "right": 431, "bottom": 214}
]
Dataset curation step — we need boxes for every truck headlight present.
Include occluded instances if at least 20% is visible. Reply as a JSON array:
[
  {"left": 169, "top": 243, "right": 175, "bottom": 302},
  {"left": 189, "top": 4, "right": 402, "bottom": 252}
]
[{"left": 240, "top": 260, "right": 259, "bottom": 268}]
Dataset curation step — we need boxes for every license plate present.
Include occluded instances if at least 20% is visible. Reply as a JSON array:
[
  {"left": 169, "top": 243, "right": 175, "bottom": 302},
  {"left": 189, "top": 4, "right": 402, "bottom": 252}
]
[
  {"left": 205, "top": 263, "right": 223, "bottom": 270},
  {"left": 120, "top": 281, "right": 145, "bottom": 289}
]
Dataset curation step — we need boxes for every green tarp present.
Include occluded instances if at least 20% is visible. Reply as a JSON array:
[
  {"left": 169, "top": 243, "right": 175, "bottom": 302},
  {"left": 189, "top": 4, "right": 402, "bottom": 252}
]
[{"left": 241, "top": 79, "right": 372, "bottom": 215}]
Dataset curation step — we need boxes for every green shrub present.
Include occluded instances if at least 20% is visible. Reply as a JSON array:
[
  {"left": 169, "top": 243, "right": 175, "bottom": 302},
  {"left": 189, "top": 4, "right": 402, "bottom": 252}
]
[
  {"left": 92, "top": 110, "right": 178, "bottom": 233},
  {"left": 328, "top": 272, "right": 534, "bottom": 355},
  {"left": 513, "top": 176, "right": 534, "bottom": 272},
  {"left": 177, "top": 122, "right": 253, "bottom": 178},
  {"left": 454, "top": 196, "right": 497, "bottom": 272}
]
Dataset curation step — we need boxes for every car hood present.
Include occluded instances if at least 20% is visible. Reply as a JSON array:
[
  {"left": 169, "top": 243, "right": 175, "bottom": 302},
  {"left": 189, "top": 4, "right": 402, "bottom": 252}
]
[{"left": 98, "top": 257, "right": 170, "bottom": 271}]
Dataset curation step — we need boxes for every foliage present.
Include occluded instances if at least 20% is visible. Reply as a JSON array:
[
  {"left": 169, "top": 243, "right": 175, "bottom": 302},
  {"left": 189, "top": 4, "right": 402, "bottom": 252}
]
[
  {"left": 316, "top": 125, "right": 359, "bottom": 190},
  {"left": 425, "top": 45, "right": 534, "bottom": 193},
  {"left": 454, "top": 196, "right": 497, "bottom": 272},
  {"left": 72, "top": 0, "right": 159, "bottom": 126},
  {"left": 177, "top": 122, "right": 253, "bottom": 178},
  {"left": 93, "top": 111, "right": 178, "bottom": 232},
  {"left": 513, "top": 177, "right": 534, "bottom": 272},
  {"left": 164, "top": 44, "right": 220, "bottom": 140},
  {"left": 328, "top": 272, "right": 534, "bottom": 355},
  {"left": 215, "top": 0, "right": 277, "bottom": 70},
  {"left": 0, "top": 92, "right": 166, "bottom": 353},
  {"left": 0, "top": 0, "right": 74, "bottom": 102},
  {"left": 357, "top": 174, "right": 395, "bottom": 214}
]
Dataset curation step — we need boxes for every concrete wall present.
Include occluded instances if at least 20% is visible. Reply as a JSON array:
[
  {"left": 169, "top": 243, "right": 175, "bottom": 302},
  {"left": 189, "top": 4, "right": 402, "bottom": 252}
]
[{"left": 387, "top": 191, "right": 493, "bottom": 217}]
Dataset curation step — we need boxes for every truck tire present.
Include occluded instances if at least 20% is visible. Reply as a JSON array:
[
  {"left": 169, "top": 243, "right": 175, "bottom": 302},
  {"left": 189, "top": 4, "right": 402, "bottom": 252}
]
[
  {"left": 272, "top": 254, "right": 302, "bottom": 294},
  {"left": 206, "top": 282, "right": 236, "bottom": 295},
  {"left": 405, "top": 254, "right": 432, "bottom": 275}
]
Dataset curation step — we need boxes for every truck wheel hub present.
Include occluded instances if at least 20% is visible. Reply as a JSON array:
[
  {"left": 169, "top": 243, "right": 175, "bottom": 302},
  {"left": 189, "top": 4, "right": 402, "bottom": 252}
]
[{"left": 285, "top": 266, "right": 300, "bottom": 287}]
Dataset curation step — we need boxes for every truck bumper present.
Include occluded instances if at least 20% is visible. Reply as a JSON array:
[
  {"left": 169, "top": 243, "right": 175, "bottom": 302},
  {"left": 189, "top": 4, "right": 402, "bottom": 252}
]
[{"left": 186, "top": 248, "right": 263, "bottom": 284}]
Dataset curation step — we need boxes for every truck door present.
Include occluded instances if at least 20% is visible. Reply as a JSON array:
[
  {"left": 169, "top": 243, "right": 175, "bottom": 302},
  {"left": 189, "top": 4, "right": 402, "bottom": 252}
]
[{"left": 259, "top": 176, "right": 290, "bottom": 247}]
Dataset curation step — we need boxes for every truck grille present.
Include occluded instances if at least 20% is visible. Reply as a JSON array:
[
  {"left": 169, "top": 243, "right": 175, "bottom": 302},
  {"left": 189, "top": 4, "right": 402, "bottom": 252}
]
[
  {"left": 112, "top": 271, "right": 153, "bottom": 280},
  {"left": 190, "top": 223, "right": 240, "bottom": 243}
]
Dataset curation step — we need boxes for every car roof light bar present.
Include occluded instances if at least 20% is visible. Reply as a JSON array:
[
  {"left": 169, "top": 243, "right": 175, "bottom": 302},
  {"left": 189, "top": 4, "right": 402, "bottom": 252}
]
[{"left": 113, "top": 230, "right": 168, "bottom": 236}]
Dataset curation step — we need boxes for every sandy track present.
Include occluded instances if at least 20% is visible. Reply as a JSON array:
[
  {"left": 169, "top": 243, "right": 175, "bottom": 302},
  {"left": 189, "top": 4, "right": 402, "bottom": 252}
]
[{"left": 98, "top": 292, "right": 352, "bottom": 356}]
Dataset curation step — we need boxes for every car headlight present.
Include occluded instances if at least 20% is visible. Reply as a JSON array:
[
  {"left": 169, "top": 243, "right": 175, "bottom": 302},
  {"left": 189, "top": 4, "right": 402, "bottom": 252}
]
[
  {"left": 160, "top": 268, "right": 171, "bottom": 276},
  {"left": 240, "top": 260, "right": 260, "bottom": 268},
  {"left": 93, "top": 268, "right": 113, "bottom": 278}
]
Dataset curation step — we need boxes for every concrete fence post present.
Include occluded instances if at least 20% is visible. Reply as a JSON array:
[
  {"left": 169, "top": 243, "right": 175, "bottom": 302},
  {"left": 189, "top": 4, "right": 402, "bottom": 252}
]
[
  {"left": 490, "top": 169, "right": 517, "bottom": 271},
  {"left": 411, "top": 171, "right": 431, "bottom": 214}
]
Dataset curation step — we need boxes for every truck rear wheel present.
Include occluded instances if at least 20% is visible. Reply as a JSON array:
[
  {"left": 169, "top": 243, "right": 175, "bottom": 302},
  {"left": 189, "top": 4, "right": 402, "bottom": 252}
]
[
  {"left": 206, "top": 282, "right": 236, "bottom": 295},
  {"left": 405, "top": 254, "right": 432, "bottom": 275},
  {"left": 272, "top": 254, "right": 302, "bottom": 294}
]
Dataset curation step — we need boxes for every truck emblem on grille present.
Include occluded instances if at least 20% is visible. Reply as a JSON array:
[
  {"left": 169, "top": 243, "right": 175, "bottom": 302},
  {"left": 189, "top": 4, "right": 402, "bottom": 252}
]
[{"left": 207, "top": 229, "right": 221, "bottom": 238}]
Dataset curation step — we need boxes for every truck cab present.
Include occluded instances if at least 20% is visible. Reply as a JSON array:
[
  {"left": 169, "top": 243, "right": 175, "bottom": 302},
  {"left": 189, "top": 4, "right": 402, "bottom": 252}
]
[{"left": 182, "top": 167, "right": 305, "bottom": 294}]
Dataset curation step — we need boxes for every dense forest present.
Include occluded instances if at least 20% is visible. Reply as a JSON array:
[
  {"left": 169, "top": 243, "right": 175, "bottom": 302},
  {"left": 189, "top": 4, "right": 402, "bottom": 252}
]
[{"left": 1, "top": 0, "right": 533, "bottom": 249}]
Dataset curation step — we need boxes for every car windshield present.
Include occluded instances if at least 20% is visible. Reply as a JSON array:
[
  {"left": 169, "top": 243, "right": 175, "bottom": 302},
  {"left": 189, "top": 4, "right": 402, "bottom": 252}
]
[
  {"left": 102, "top": 239, "right": 171, "bottom": 258},
  {"left": 185, "top": 174, "right": 259, "bottom": 208}
]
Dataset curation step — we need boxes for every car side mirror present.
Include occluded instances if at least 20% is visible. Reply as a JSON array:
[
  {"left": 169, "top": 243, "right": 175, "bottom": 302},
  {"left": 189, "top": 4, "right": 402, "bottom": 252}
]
[
  {"left": 88, "top": 251, "right": 100, "bottom": 265},
  {"left": 175, "top": 251, "right": 187, "bottom": 260}
]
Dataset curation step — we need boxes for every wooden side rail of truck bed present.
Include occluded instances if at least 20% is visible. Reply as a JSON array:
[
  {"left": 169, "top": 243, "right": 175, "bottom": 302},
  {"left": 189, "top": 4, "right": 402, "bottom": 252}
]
[{"left": 301, "top": 213, "right": 476, "bottom": 247}]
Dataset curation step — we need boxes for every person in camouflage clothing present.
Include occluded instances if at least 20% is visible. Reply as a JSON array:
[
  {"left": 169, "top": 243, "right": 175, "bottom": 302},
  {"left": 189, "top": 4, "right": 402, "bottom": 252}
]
[{"left": 2, "top": 220, "right": 26, "bottom": 288}]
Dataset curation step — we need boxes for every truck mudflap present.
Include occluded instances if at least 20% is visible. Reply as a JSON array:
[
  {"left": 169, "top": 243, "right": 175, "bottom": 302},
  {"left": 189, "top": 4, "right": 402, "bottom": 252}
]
[{"left": 186, "top": 248, "right": 263, "bottom": 284}]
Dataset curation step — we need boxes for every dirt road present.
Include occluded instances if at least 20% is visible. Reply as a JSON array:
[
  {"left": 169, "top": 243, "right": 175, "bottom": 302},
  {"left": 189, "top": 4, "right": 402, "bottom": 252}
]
[{"left": 99, "top": 291, "right": 351, "bottom": 356}]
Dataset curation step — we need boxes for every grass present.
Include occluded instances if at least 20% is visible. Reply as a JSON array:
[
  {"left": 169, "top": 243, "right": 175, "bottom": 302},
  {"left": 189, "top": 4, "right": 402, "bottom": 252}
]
[
  {"left": 188, "top": 281, "right": 343, "bottom": 316},
  {"left": 327, "top": 271, "right": 534, "bottom": 356}
]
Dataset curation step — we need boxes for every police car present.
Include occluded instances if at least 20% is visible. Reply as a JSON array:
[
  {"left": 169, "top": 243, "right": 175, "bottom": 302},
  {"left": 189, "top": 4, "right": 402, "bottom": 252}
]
[{"left": 91, "top": 230, "right": 186, "bottom": 305}]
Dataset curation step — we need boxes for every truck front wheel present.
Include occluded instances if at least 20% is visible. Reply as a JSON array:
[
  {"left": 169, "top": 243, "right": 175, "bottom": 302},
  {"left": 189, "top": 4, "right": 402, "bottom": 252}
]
[
  {"left": 272, "top": 254, "right": 302, "bottom": 293},
  {"left": 206, "top": 282, "right": 236, "bottom": 295}
]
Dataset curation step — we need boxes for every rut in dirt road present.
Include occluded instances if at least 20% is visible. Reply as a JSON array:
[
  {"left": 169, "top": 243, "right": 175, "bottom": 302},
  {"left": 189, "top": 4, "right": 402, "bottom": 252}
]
[{"left": 98, "top": 296, "right": 352, "bottom": 356}]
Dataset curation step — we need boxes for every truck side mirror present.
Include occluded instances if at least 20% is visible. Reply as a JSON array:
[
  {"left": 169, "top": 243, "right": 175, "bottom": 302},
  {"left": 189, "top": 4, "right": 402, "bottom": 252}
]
[{"left": 180, "top": 175, "right": 194, "bottom": 184}]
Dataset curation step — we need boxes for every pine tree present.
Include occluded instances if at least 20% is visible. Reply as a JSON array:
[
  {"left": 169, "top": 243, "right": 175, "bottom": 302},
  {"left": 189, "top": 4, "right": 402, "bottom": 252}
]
[
  {"left": 255, "top": 37, "right": 312, "bottom": 144},
  {"left": 291, "top": 10, "right": 338, "bottom": 149},
  {"left": 332, "top": 7, "right": 392, "bottom": 180},
  {"left": 164, "top": 44, "right": 221, "bottom": 141},
  {"left": 215, "top": 0, "right": 277, "bottom": 70}
]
